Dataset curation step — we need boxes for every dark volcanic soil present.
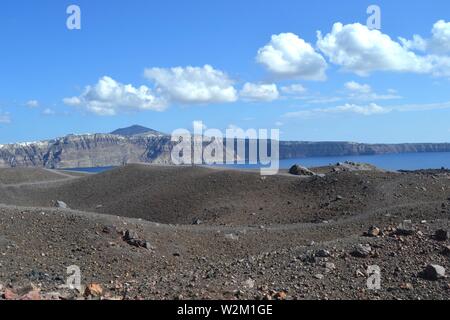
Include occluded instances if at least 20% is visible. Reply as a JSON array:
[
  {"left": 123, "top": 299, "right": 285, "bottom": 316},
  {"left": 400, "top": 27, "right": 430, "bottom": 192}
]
[{"left": 0, "top": 164, "right": 449, "bottom": 300}]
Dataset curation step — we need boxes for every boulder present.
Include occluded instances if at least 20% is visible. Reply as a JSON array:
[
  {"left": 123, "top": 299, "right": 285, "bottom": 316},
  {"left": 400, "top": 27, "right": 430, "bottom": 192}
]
[
  {"left": 225, "top": 233, "right": 239, "bottom": 241},
  {"left": 351, "top": 244, "right": 372, "bottom": 258},
  {"left": 314, "top": 274, "right": 324, "bottom": 280},
  {"left": 288, "top": 165, "right": 316, "bottom": 176},
  {"left": 434, "top": 229, "right": 449, "bottom": 241},
  {"left": 243, "top": 278, "right": 255, "bottom": 289},
  {"left": 395, "top": 220, "right": 415, "bottom": 236},
  {"left": 366, "top": 226, "right": 381, "bottom": 237},
  {"left": 420, "top": 264, "right": 446, "bottom": 281},
  {"left": 315, "top": 249, "right": 331, "bottom": 258},
  {"left": 84, "top": 283, "right": 103, "bottom": 297},
  {"left": 54, "top": 200, "right": 68, "bottom": 209},
  {"left": 123, "top": 230, "right": 138, "bottom": 242},
  {"left": 442, "top": 245, "right": 450, "bottom": 256},
  {"left": 324, "top": 262, "right": 336, "bottom": 272},
  {"left": 122, "top": 230, "right": 152, "bottom": 249}
]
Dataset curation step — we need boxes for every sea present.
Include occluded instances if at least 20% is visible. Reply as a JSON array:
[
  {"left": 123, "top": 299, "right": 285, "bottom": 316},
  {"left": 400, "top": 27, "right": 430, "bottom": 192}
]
[{"left": 63, "top": 152, "right": 450, "bottom": 173}]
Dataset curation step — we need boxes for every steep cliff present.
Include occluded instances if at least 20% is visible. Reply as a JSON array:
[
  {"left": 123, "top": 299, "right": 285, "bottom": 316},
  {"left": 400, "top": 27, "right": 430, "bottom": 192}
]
[
  {"left": 1, "top": 126, "right": 450, "bottom": 168},
  {"left": 0, "top": 129, "right": 174, "bottom": 168},
  {"left": 279, "top": 141, "right": 450, "bottom": 159}
]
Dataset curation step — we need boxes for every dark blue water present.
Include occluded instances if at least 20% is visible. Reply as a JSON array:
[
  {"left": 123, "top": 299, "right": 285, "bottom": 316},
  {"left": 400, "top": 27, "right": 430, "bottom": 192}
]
[
  {"left": 64, "top": 166, "right": 115, "bottom": 173},
  {"left": 63, "top": 152, "right": 450, "bottom": 173},
  {"left": 221, "top": 152, "right": 450, "bottom": 171},
  {"left": 283, "top": 152, "right": 450, "bottom": 171}
]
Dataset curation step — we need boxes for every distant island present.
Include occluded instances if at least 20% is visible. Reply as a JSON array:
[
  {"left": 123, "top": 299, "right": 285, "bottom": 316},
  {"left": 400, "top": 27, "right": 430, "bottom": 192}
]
[{"left": 1, "top": 125, "right": 450, "bottom": 168}]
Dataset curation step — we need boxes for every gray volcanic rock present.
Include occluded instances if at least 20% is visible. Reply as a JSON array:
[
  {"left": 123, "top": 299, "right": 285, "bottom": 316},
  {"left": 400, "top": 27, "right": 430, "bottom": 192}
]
[
  {"left": 1, "top": 165, "right": 450, "bottom": 300},
  {"left": 54, "top": 200, "right": 68, "bottom": 209},
  {"left": 421, "top": 264, "right": 446, "bottom": 280},
  {"left": 351, "top": 244, "right": 372, "bottom": 258},
  {"left": 434, "top": 229, "right": 449, "bottom": 241},
  {"left": 289, "top": 164, "right": 316, "bottom": 176}
]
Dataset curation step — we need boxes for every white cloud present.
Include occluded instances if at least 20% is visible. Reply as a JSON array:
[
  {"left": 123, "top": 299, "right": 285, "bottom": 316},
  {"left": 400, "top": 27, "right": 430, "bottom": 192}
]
[
  {"left": 283, "top": 99, "right": 450, "bottom": 119},
  {"left": 0, "top": 112, "right": 11, "bottom": 124},
  {"left": 400, "top": 20, "right": 450, "bottom": 54},
  {"left": 344, "top": 81, "right": 371, "bottom": 93},
  {"left": 280, "top": 84, "right": 307, "bottom": 95},
  {"left": 330, "top": 103, "right": 391, "bottom": 115},
  {"left": 256, "top": 33, "right": 327, "bottom": 80},
  {"left": 144, "top": 65, "right": 237, "bottom": 104},
  {"left": 239, "top": 83, "right": 279, "bottom": 102},
  {"left": 344, "top": 81, "right": 401, "bottom": 101},
  {"left": 395, "top": 100, "right": 450, "bottom": 112},
  {"left": 42, "top": 108, "right": 56, "bottom": 115},
  {"left": 63, "top": 76, "right": 166, "bottom": 116},
  {"left": 430, "top": 20, "right": 450, "bottom": 53},
  {"left": 227, "top": 124, "right": 240, "bottom": 131},
  {"left": 63, "top": 97, "right": 81, "bottom": 106},
  {"left": 399, "top": 34, "right": 428, "bottom": 52},
  {"left": 317, "top": 22, "right": 434, "bottom": 76},
  {"left": 305, "top": 96, "right": 342, "bottom": 104},
  {"left": 26, "top": 100, "right": 39, "bottom": 108},
  {"left": 275, "top": 121, "right": 284, "bottom": 127},
  {"left": 192, "top": 120, "right": 207, "bottom": 131},
  {"left": 426, "top": 55, "right": 450, "bottom": 77},
  {"left": 283, "top": 103, "right": 391, "bottom": 119}
]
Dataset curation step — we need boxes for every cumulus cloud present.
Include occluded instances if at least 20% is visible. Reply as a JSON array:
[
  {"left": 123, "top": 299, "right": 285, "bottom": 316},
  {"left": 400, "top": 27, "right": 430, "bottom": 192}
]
[
  {"left": 429, "top": 20, "right": 450, "bottom": 53},
  {"left": 256, "top": 33, "right": 327, "bottom": 80},
  {"left": 427, "top": 55, "right": 450, "bottom": 77},
  {"left": 144, "top": 65, "right": 237, "bottom": 104},
  {"left": 63, "top": 76, "right": 166, "bottom": 116},
  {"left": 400, "top": 20, "right": 450, "bottom": 54},
  {"left": 26, "top": 100, "right": 39, "bottom": 108},
  {"left": 399, "top": 35, "right": 428, "bottom": 52},
  {"left": 239, "top": 83, "right": 279, "bottom": 102},
  {"left": 317, "top": 22, "right": 434, "bottom": 76}
]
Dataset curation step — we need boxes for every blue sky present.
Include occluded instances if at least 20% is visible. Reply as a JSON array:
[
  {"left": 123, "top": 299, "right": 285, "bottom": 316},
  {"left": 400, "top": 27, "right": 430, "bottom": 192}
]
[{"left": 0, "top": 0, "right": 450, "bottom": 144}]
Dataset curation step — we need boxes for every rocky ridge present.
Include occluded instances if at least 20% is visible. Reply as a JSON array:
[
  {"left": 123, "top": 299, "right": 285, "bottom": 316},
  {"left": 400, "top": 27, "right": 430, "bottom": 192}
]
[{"left": 1, "top": 125, "right": 450, "bottom": 169}]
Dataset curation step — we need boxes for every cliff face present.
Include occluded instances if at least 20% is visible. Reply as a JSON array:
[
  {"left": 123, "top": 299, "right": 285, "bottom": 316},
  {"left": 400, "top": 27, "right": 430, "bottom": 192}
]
[
  {"left": 0, "top": 133, "right": 174, "bottom": 169},
  {"left": 1, "top": 127, "right": 450, "bottom": 168},
  {"left": 279, "top": 141, "right": 450, "bottom": 159}
]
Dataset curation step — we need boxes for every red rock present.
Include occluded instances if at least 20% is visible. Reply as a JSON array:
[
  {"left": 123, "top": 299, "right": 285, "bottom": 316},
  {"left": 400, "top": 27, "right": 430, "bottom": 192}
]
[
  {"left": 20, "top": 289, "right": 41, "bottom": 300},
  {"left": 273, "top": 291, "right": 287, "bottom": 300},
  {"left": 3, "top": 289, "right": 18, "bottom": 300},
  {"left": 85, "top": 283, "right": 103, "bottom": 297}
]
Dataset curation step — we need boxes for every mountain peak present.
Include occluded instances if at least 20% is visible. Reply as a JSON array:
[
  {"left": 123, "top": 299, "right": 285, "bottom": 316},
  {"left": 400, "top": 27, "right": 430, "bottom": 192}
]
[{"left": 110, "top": 125, "right": 162, "bottom": 137}]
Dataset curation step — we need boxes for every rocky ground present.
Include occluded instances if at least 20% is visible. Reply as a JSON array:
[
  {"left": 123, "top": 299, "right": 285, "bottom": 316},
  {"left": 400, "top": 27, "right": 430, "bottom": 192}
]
[{"left": 0, "top": 164, "right": 449, "bottom": 300}]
